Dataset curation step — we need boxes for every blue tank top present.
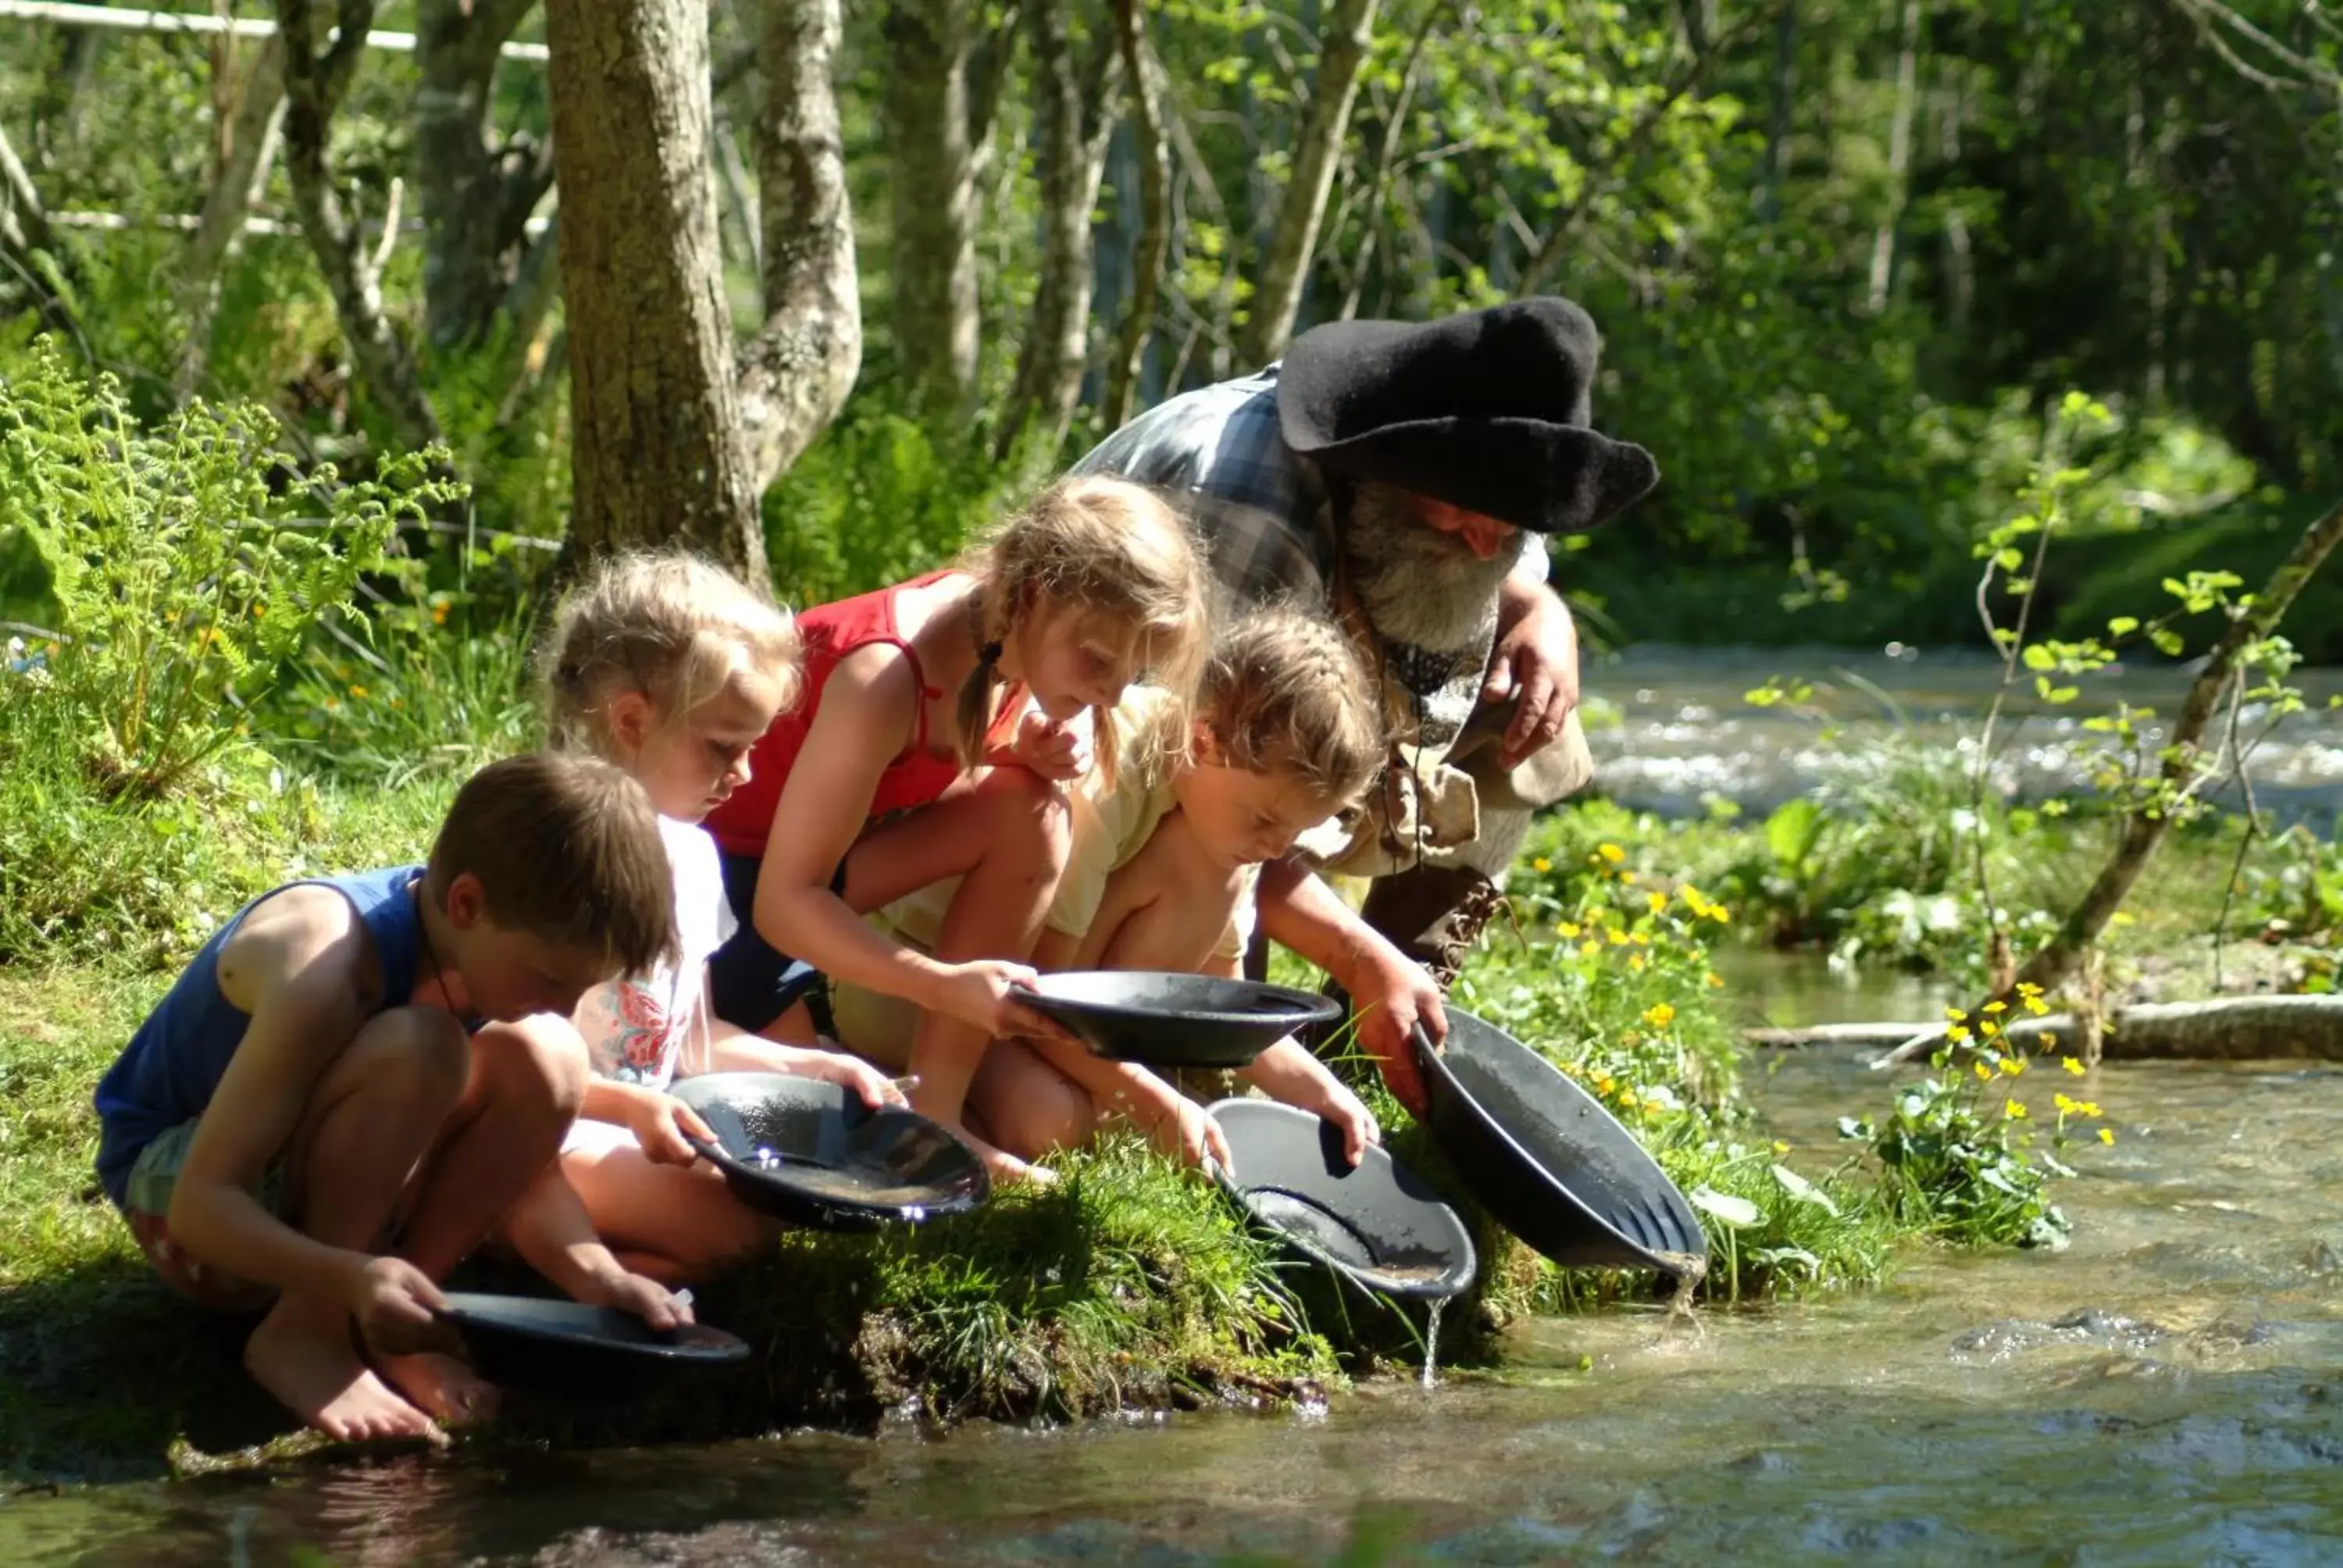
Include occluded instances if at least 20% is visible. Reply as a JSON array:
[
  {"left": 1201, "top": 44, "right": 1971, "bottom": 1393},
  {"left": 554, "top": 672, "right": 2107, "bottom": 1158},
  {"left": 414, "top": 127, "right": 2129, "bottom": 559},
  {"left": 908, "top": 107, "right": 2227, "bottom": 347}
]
[{"left": 92, "top": 865, "right": 429, "bottom": 1208}]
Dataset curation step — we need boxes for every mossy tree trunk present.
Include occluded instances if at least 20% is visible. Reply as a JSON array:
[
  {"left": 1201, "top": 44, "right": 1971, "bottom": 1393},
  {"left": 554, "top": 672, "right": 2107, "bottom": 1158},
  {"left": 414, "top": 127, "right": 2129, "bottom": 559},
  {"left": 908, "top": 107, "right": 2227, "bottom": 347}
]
[
  {"left": 1100, "top": 0, "right": 1168, "bottom": 433},
  {"left": 884, "top": 0, "right": 986, "bottom": 432},
  {"left": 547, "top": 0, "right": 861, "bottom": 589},
  {"left": 1239, "top": 0, "right": 1379, "bottom": 366},
  {"left": 994, "top": 0, "right": 1123, "bottom": 462},
  {"left": 411, "top": 0, "right": 557, "bottom": 353},
  {"left": 177, "top": 36, "right": 289, "bottom": 397},
  {"left": 273, "top": 0, "right": 441, "bottom": 446},
  {"left": 735, "top": 0, "right": 864, "bottom": 491}
]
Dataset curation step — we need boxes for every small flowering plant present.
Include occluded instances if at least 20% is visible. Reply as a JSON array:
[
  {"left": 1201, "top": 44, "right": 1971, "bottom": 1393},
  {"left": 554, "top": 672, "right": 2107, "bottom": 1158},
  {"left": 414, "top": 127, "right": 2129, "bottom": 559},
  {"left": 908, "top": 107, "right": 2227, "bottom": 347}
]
[{"left": 1839, "top": 992, "right": 2106, "bottom": 1251}]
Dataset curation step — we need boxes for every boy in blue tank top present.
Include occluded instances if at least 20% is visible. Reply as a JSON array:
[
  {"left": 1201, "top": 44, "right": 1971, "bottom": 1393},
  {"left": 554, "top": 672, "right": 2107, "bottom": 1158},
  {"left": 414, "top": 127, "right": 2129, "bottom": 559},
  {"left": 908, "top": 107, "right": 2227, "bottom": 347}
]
[{"left": 92, "top": 753, "right": 682, "bottom": 1447}]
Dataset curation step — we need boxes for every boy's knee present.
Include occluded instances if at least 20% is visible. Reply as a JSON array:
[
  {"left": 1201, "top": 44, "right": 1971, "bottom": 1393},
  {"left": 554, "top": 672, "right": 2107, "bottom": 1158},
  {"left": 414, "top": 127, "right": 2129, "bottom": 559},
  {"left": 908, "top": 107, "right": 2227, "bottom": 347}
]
[
  {"left": 473, "top": 1012, "right": 592, "bottom": 1118},
  {"left": 349, "top": 1007, "right": 472, "bottom": 1112}
]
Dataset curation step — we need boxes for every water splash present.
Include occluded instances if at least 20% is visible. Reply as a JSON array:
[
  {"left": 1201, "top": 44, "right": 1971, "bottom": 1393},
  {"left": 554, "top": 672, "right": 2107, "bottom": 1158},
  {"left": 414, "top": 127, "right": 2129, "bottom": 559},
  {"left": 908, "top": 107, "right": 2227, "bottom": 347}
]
[
  {"left": 1654, "top": 1250, "right": 1708, "bottom": 1320},
  {"left": 1421, "top": 1298, "right": 1446, "bottom": 1390}
]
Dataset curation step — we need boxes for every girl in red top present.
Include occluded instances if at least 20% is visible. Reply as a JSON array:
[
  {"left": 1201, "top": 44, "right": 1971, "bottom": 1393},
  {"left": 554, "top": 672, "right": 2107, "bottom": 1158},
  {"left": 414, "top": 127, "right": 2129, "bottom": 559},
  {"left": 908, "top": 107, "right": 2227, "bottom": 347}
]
[{"left": 704, "top": 476, "right": 1209, "bottom": 1181}]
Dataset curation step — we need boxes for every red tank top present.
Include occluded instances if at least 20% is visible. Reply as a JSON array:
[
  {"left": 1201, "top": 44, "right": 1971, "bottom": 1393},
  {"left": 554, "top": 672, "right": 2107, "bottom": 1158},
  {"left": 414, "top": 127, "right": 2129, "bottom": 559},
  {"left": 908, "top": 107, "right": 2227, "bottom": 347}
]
[{"left": 704, "top": 572, "right": 1025, "bottom": 857}]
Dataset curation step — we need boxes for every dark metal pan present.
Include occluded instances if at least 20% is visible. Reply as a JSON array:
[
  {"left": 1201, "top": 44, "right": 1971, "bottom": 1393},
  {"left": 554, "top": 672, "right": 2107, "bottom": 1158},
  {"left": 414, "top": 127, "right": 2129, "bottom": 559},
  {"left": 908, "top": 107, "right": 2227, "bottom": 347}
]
[{"left": 1016, "top": 971, "right": 1342, "bottom": 1069}]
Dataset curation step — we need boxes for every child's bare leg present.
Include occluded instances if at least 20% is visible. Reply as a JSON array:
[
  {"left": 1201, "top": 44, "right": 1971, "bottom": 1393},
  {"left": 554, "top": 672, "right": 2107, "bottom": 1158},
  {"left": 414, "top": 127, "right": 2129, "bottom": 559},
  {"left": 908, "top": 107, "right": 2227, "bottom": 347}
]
[
  {"left": 968, "top": 1041, "right": 1100, "bottom": 1163},
  {"left": 375, "top": 1012, "right": 588, "bottom": 1421},
  {"left": 561, "top": 1146, "right": 776, "bottom": 1284},
  {"left": 245, "top": 1007, "right": 469, "bottom": 1443},
  {"left": 838, "top": 768, "right": 1071, "bottom": 1178}
]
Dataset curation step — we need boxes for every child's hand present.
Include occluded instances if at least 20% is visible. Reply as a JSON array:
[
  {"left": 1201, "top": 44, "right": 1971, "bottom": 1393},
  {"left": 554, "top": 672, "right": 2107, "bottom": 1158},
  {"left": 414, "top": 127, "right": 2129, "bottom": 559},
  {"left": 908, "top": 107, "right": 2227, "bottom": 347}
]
[
  {"left": 783, "top": 1046, "right": 909, "bottom": 1110},
  {"left": 626, "top": 1089, "right": 718, "bottom": 1167},
  {"left": 344, "top": 1255, "right": 453, "bottom": 1355},
  {"left": 939, "top": 958, "right": 1069, "bottom": 1042},
  {"left": 1136, "top": 1086, "right": 1236, "bottom": 1173},
  {"left": 596, "top": 1271, "right": 695, "bottom": 1333},
  {"left": 1314, "top": 1081, "right": 1382, "bottom": 1169},
  {"left": 1004, "top": 707, "right": 1093, "bottom": 781}
]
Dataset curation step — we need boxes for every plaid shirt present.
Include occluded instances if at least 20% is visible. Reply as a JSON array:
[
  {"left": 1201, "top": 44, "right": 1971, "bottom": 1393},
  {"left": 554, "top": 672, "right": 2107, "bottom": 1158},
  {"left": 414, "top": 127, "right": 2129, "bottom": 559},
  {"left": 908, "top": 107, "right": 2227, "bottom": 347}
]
[{"left": 1075, "top": 366, "right": 1554, "bottom": 870}]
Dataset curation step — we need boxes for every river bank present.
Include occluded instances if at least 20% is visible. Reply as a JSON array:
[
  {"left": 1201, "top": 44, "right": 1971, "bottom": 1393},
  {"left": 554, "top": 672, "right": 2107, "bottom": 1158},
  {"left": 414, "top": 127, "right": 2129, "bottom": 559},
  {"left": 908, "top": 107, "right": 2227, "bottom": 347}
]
[{"left": 11, "top": 1047, "right": 2343, "bottom": 1566}]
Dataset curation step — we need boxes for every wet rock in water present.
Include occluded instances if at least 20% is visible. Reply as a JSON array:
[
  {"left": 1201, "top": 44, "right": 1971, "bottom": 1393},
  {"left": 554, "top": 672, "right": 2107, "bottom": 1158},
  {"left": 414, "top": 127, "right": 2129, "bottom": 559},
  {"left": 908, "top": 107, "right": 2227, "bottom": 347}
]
[
  {"left": 1950, "top": 1307, "right": 2168, "bottom": 1361},
  {"left": 2304, "top": 1239, "right": 2343, "bottom": 1276}
]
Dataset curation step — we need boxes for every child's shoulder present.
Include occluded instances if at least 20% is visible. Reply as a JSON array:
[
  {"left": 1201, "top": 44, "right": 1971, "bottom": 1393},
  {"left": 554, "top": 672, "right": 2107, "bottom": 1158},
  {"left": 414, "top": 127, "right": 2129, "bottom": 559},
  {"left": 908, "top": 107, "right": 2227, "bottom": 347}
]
[{"left": 215, "top": 876, "right": 393, "bottom": 1010}]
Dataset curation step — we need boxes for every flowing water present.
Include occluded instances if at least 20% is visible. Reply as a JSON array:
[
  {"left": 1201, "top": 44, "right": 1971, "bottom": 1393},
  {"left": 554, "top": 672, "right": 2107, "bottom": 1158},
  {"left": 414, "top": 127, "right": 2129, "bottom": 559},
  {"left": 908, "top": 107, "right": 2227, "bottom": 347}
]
[
  {"left": 1586, "top": 644, "right": 2343, "bottom": 827},
  {"left": 1421, "top": 1298, "right": 1445, "bottom": 1392},
  {"left": 13, "top": 1048, "right": 2343, "bottom": 1565}
]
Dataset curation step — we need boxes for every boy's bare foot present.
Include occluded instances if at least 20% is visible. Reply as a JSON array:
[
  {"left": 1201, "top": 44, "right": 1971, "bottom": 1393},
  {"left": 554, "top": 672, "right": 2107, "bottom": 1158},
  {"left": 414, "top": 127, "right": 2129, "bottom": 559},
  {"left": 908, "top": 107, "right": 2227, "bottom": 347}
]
[
  {"left": 376, "top": 1349, "right": 501, "bottom": 1427},
  {"left": 245, "top": 1297, "right": 447, "bottom": 1446}
]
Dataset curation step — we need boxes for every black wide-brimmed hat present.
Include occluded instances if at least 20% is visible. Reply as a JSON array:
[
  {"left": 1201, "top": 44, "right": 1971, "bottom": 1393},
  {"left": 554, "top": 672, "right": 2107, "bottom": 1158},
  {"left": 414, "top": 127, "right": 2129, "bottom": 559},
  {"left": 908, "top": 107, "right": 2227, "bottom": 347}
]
[{"left": 1275, "top": 298, "right": 1660, "bottom": 535}]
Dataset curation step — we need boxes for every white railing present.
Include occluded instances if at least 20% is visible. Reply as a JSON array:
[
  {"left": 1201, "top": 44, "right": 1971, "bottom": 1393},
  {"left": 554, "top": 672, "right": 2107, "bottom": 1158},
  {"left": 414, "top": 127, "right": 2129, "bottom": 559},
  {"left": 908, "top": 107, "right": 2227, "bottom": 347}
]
[{"left": 0, "top": 2, "right": 549, "bottom": 62}]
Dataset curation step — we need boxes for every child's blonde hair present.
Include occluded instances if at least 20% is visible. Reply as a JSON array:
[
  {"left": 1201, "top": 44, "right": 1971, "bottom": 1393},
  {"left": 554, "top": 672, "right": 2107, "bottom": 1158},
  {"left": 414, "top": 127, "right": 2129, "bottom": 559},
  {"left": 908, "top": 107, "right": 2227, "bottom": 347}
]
[
  {"left": 538, "top": 551, "right": 801, "bottom": 755},
  {"left": 954, "top": 476, "right": 1210, "bottom": 770},
  {"left": 1196, "top": 604, "right": 1382, "bottom": 807}
]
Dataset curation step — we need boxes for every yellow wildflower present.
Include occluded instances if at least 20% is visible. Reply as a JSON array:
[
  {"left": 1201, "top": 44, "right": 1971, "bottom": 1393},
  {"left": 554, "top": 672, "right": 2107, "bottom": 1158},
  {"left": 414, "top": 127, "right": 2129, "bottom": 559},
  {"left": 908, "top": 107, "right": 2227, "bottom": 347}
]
[
  {"left": 2099, "top": 1128, "right": 2116, "bottom": 1145},
  {"left": 2041, "top": 1032, "right": 2059, "bottom": 1049},
  {"left": 1981, "top": 1019, "right": 2001, "bottom": 1039},
  {"left": 1983, "top": 1000, "right": 2007, "bottom": 1015},
  {"left": 1628, "top": 953, "right": 1647, "bottom": 972},
  {"left": 1599, "top": 843, "right": 1626, "bottom": 864},
  {"left": 1710, "top": 905, "right": 1731, "bottom": 925},
  {"left": 2077, "top": 1101, "right": 2101, "bottom": 1117},
  {"left": 1644, "top": 1003, "right": 1677, "bottom": 1028},
  {"left": 349, "top": 684, "right": 369, "bottom": 699},
  {"left": 1621, "top": 871, "right": 1639, "bottom": 886},
  {"left": 1579, "top": 941, "right": 1600, "bottom": 960},
  {"left": 1707, "top": 972, "right": 1726, "bottom": 989},
  {"left": 2061, "top": 1057, "right": 2086, "bottom": 1077},
  {"left": 1630, "top": 931, "right": 1651, "bottom": 946},
  {"left": 1647, "top": 890, "right": 1668, "bottom": 914},
  {"left": 1606, "top": 927, "right": 1629, "bottom": 946},
  {"left": 1533, "top": 857, "right": 1553, "bottom": 874},
  {"left": 1974, "top": 1061, "right": 1993, "bottom": 1082},
  {"left": 1945, "top": 1007, "right": 1970, "bottom": 1023},
  {"left": 1557, "top": 921, "right": 1581, "bottom": 939},
  {"left": 1999, "top": 1057, "right": 2025, "bottom": 1076},
  {"left": 431, "top": 601, "right": 451, "bottom": 625},
  {"left": 2017, "top": 982, "right": 2044, "bottom": 996},
  {"left": 1947, "top": 1024, "right": 1972, "bottom": 1044},
  {"left": 2054, "top": 1093, "right": 2077, "bottom": 1114},
  {"left": 2023, "top": 996, "right": 2049, "bottom": 1016},
  {"left": 1771, "top": 1140, "right": 1791, "bottom": 1156},
  {"left": 1594, "top": 1074, "right": 1615, "bottom": 1095},
  {"left": 2006, "top": 1100, "right": 2029, "bottom": 1120}
]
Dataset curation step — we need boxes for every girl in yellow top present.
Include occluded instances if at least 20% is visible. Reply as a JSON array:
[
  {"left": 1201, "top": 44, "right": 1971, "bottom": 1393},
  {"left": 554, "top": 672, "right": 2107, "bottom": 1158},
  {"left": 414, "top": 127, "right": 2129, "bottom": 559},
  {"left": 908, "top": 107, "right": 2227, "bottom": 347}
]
[{"left": 834, "top": 605, "right": 1383, "bottom": 1168}]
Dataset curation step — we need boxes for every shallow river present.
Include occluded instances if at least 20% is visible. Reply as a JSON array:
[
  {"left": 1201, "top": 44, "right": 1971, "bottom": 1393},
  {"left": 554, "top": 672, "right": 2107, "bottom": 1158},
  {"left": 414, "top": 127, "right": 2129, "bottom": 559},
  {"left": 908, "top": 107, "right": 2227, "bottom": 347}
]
[
  {"left": 1586, "top": 644, "right": 2343, "bottom": 826},
  {"left": 11, "top": 1035, "right": 2343, "bottom": 1566}
]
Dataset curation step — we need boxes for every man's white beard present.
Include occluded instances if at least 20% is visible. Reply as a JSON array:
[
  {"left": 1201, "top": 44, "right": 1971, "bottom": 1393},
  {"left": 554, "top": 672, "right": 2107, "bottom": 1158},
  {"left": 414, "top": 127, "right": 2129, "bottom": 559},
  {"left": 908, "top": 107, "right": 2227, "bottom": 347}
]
[{"left": 1342, "top": 482, "right": 1523, "bottom": 652}]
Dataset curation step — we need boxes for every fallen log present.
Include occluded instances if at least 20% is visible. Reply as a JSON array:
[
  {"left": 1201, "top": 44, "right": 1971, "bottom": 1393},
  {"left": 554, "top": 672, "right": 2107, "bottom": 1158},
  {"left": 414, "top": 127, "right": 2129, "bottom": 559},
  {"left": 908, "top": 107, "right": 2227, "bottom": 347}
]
[{"left": 1749, "top": 995, "right": 2343, "bottom": 1061}]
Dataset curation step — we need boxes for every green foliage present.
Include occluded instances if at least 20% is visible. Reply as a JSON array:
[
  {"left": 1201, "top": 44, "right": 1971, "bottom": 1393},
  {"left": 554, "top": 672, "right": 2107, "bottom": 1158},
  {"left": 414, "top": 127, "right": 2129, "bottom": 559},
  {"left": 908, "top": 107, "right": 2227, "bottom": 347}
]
[
  {"left": 0, "top": 340, "right": 454, "bottom": 796},
  {"left": 1838, "top": 1011, "right": 2095, "bottom": 1252},
  {"left": 763, "top": 402, "right": 1013, "bottom": 608}
]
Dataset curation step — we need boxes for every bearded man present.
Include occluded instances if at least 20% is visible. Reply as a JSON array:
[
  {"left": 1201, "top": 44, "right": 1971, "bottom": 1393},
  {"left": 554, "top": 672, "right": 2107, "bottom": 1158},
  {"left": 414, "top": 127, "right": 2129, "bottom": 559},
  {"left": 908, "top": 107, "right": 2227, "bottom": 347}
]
[{"left": 1070, "top": 298, "right": 1658, "bottom": 1109}]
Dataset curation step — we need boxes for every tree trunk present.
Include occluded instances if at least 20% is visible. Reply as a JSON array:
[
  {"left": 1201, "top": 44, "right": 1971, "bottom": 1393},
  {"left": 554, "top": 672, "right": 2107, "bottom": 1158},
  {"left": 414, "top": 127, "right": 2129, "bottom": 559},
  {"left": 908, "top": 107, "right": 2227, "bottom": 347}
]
[
  {"left": 1760, "top": 0, "right": 1798, "bottom": 223},
  {"left": 274, "top": 0, "right": 441, "bottom": 446},
  {"left": 413, "top": 0, "right": 555, "bottom": 352},
  {"left": 1101, "top": 0, "right": 1168, "bottom": 432},
  {"left": 885, "top": 0, "right": 982, "bottom": 430},
  {"left": 1864, "top": 0, "right": 1921, "bottom": 315},
  {"left": 1240, "top": 0, "right": 1379, "bottom": 365},
  {"left": 1753, "top": 997, "right": 2343, "bottom": 1063},
  {"left": 1336, "top": 4, "right": 1439, "bottom": 320},
  {"left": 0, "top": 121, "right": 82, "bottom": 347},
  {"left": 178, "top": 35, "right": 289, "bottom": 397},
  {"left": 545, "top": 0, "right": 764, "bottom": 582},
  {"left": 735, "top": 0, "right": 864, "bottom": 493},
  {"left": 1878, "top": 497, "right": 2343, "bottom": 1067},
  {"left": 996, "top": 0, "right": 1123, "bottom": 462}
]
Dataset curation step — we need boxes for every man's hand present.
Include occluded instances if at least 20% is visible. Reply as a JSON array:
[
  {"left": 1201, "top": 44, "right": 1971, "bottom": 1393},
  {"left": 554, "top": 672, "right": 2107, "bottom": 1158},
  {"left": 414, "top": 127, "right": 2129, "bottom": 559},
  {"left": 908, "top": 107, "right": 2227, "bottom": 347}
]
[
  {"left": 1483, "top": 579, "right": 1581, "bottom": 770},
  {"left": 1344, "top": 946, "right": 1447, "bottom": 1119}
]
